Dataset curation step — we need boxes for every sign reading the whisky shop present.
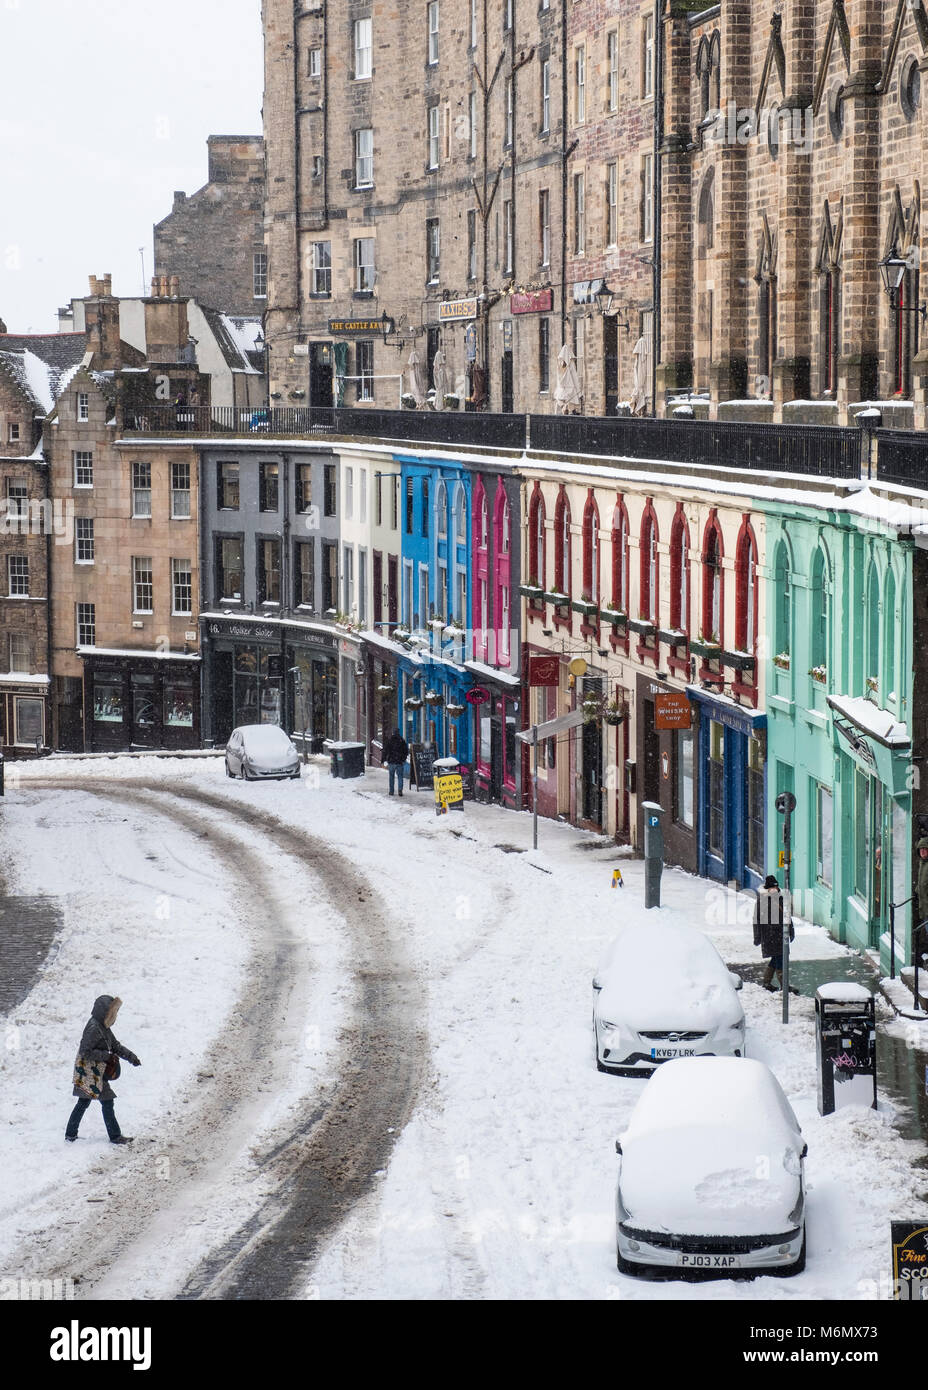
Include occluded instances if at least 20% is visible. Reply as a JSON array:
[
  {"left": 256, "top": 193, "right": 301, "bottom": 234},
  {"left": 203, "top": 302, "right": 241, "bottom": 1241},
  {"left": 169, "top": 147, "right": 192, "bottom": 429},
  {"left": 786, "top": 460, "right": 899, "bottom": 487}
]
[
  {"left": 328, "top": 318, "right": 388, "bottom": 336},
  {"left": 439, "top": 298, "right": 478, "bottom": 323}
]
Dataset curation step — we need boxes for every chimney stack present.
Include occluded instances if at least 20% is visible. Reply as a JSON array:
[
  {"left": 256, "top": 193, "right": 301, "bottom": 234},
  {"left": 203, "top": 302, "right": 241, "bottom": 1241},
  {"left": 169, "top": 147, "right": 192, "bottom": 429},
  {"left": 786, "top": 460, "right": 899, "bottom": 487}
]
[{"left": 84, "top": 275, "right": 122, "bottom": 369}]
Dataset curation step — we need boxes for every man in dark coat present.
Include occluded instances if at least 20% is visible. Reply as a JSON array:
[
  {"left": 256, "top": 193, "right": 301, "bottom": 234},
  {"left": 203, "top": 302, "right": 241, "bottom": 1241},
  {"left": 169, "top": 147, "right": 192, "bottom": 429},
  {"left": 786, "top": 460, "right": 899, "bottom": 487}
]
[
  {"left": 66, "top": 995, "right": 141, "bottom": 1144},
  {"left": 753, "top": 875, "right": 795, "bottom": 992},
  {"left": 383, "top": 727, "right": 409, "bottom": 796},
  {"left": 915, "top": 837, "right": 928, "bottom": 965}
]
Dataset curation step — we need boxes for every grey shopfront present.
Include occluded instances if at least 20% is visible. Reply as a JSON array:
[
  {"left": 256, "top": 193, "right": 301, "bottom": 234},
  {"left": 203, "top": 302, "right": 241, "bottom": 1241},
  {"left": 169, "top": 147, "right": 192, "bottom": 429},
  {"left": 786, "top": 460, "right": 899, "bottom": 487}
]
[{"left": 201, "top": 615, "right": 339, "bottom": 750}]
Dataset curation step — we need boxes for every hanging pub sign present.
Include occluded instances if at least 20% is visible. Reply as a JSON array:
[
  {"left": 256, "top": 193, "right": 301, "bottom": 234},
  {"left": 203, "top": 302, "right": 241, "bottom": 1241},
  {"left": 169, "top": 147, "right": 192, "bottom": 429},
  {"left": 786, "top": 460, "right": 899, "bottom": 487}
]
[
  {"left": 529, "top": 654, "right": 560, "bottom": 687},
  {"left": 328, "top": 318, "right": 390, "bottom": 336},
  {"left": 439, "top": 298, "right": 478, "bottom": 323},
  {"left": 510, "top": 289, "right": 553, "bottom": 315},
  {"left": 465, "top": 686, "right": 491, "bottom": 705},
  {"left": 655, "top": 690, "right": 692, "bottom": 729},
  {"left": 891, "top": 1223, "right": 928, "bottom": 1299},
  {"left": 465, "top": 323, "right": 478, "bottom": 361}
]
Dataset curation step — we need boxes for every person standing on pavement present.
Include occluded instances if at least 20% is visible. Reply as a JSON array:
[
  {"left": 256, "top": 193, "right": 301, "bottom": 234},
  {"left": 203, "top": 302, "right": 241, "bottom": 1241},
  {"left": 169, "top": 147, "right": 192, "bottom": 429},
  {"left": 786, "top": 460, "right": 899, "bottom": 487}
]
[
  {"left": 915, "top": 837, "right": 928, "bottom": 961},
  {"left": 753, "top": 874, "right": 796, "bottom": 992},
  {"left": 66, "top": 995, "right": 141, "bottom": 1145},
  {"left": 383, "top": 727, "right": 409, "bottom": 796}
]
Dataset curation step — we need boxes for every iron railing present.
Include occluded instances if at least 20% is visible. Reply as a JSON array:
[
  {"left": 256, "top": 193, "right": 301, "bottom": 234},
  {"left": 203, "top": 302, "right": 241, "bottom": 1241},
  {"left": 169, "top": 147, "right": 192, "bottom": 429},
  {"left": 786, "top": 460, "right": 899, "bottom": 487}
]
[
  {"left": 529, "top": 415, "right": 864, "bottom": 479},
  {"left": 875, "top": 429, "right": 928, "bottom": 490},
  {"left": 122, "top": 404, "right": 876, "bottom": 481}
]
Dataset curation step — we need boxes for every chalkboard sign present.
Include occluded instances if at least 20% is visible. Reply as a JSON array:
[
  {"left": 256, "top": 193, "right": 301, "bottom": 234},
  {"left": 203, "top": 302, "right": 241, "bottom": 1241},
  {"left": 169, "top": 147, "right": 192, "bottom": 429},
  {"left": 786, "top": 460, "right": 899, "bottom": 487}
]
[
  {"left": 410, "top": 742, "right": 438, "bottom": 790},
  {"left": 458, "top": 764, "right": 476, "bottom": 800}
]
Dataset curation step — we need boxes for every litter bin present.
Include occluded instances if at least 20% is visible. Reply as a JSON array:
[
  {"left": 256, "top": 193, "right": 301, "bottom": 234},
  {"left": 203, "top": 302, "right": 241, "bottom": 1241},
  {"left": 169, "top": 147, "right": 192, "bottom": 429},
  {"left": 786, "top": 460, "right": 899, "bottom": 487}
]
[
  {"left": 814, "top": 982, "right": 877, "bottom": 1115},
  {"left": 326, "top": 740, "right": 366, "bottom": 779}
]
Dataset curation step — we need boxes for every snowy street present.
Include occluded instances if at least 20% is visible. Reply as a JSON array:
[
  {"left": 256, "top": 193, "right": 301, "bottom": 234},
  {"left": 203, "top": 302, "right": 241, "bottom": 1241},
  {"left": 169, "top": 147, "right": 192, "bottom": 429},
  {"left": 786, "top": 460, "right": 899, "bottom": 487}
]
[{"left": 1, "top": 755, "right": 926, "bottom": 1302}]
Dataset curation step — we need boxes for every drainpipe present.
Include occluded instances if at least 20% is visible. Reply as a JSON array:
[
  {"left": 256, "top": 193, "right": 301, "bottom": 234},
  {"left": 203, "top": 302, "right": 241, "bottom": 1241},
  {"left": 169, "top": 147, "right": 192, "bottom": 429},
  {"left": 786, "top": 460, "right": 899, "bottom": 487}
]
[
  {"left": 561, "top": 0, "right": 569, "bottom": 342},
  {"left": 652, "top": 0, "right": 664, "bottom": 418}
]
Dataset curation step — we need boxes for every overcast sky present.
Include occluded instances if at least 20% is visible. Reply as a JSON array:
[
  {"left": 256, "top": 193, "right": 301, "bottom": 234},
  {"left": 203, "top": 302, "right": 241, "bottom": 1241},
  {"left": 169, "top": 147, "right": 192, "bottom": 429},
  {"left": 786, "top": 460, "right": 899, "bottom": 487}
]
[{"left": 1, "top": 0, "right": 263, "bottom": 333}]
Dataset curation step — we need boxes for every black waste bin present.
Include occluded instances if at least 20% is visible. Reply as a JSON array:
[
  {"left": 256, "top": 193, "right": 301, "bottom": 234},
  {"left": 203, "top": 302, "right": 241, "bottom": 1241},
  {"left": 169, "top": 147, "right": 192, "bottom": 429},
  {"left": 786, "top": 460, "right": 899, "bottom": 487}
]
[
  {"left": 814, "top": 982, "right": 877, "bottom": 1115},
  {"left": 326, "top": 740, "right": 366, "bottom": 779}
]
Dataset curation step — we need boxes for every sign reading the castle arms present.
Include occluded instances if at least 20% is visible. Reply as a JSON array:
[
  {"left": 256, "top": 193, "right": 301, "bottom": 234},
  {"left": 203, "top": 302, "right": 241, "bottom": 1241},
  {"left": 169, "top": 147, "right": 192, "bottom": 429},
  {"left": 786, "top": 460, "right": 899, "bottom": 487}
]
[
  {"left": 328, "top": 318, "right": 385, "bottom": 336},
  {"left": 510, "top": 289, "right": 553, "bottom": 315}
]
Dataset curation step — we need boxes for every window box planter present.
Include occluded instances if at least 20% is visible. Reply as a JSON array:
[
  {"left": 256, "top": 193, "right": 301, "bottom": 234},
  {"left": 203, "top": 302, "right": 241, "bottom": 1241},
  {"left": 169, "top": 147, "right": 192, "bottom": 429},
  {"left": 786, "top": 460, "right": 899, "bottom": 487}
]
[
  {"left": 573, "top": 598, "right": 600, "bottom": 617},
  {"left": 773, "top": 652, "right": 791, "bottom": 670},
  {"left": 866, "top": 675, "right": 878, "bottom": 694},
  {"left": 628, "top": 616, "right": 657, "bottom": 636},
  {"left": 809, "top": 665, "right": 827, "bottom": 684},
  {"left": 601, "top": 606, "right": 627, "bottom": 626},
  {"left": 520, "top": 584, "right": 544, "bottom": 600},
  {"left": 545, "top": 590, "right": 569, "bottom": 605}
]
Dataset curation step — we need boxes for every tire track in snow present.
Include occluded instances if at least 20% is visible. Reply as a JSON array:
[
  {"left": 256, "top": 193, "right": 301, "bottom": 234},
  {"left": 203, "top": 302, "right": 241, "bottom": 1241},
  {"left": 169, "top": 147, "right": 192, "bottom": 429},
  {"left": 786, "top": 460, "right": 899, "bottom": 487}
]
[{"left": 22, "top": 778, "right": 427, "bottom": 1301}]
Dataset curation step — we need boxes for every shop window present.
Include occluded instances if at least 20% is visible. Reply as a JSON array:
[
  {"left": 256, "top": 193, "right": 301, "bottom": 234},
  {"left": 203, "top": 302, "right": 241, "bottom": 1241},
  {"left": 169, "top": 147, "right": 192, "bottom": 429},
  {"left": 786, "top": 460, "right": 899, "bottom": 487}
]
[
  {"left": 746, "top": 737, "right": 764, "bottom": 873},
  {"left": 14, "top": 696, "right": 43, "bottom": 746},
  {"left": 675, "top": 728, "right": 694, "bottom": 828},
  {"left": 816, "top": 783, "right": 833, "bottom": 887},
  {"left": 708, "top": 721, "right": 724, "bottom": 857},
  {"left": 93, "top": 677, "right": 123, "bottom": 723},
  {"left": 164, "top": 681, "right": 194, "bottom": 729},
  {"left": 854, "top": 770, "right": 870, "bottom": 900}
]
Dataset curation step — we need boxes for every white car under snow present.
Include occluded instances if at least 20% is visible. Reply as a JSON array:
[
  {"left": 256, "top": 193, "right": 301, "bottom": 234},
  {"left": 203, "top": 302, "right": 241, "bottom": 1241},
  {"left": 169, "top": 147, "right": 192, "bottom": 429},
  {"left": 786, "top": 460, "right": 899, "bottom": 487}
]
[
  {"left": 593, "top": 922, "right": 745, "bottom": 1073},
  {"left": 615, "top": 1056, "right": 807, "bottom": 1277}
]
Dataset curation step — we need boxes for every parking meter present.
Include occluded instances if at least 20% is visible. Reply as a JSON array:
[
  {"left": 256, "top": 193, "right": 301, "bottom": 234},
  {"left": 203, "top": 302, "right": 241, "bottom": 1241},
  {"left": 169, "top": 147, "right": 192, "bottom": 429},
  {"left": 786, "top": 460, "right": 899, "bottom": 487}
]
[{"left": 641, "top": 800, "right": 664, "bottom": 909}]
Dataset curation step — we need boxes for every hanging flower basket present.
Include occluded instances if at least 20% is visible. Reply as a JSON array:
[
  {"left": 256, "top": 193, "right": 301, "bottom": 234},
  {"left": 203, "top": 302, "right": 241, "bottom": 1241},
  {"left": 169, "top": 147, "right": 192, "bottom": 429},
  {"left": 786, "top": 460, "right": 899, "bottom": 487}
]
[
  {"left": 602, "top": 701, "right": 627, "bottom": 726},
  {"left": 377, "top": 683, "right": 396, "bottom": 695},
  {"left": 404, "top": 696, "right": 423, "bottom": 710},
  {"left": 445, "top": 702, "right": 466, "bottom": 718},
  {"left": 424, "top": 689, "right": 444, "bottom": 706}
]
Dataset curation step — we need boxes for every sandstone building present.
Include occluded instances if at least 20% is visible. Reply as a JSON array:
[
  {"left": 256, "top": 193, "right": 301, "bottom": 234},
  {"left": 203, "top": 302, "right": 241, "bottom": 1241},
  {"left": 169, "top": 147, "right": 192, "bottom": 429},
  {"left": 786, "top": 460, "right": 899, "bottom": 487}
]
[{"left": 154, "top": 135, "right": 267, "bottom": 317}]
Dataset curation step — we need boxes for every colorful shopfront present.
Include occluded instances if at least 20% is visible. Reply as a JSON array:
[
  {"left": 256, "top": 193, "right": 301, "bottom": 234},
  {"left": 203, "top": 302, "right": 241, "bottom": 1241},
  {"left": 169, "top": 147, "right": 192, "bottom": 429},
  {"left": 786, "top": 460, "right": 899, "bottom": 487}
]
[{"left": 689, "top": 686, "right": 766, "bottom": 891}]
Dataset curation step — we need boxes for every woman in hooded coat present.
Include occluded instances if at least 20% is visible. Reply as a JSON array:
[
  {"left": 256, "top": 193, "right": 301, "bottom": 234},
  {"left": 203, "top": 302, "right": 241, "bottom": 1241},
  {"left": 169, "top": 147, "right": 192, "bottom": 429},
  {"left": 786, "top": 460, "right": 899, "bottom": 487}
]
[
  {"left": 66, "top": 995, "right": 141, "bottom": 1144},
  {"left": 753, "top": 875, "right": 795, "bottom": 992}
]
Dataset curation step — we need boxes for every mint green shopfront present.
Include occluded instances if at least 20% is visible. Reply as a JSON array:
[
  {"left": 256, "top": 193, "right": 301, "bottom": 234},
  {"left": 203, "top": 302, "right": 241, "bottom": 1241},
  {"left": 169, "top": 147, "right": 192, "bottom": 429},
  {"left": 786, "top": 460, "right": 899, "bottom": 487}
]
[{"left": 762, "top": 502, "right": 915, "bottom": 972}]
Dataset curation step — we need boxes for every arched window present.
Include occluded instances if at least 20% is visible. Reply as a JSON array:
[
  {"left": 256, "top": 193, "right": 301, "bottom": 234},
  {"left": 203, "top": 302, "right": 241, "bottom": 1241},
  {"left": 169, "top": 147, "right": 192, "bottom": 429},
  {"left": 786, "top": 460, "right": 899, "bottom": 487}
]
[
  {"left": 611, "top": 498, "right": 629, "bottom": 611},
  {"left": 669, "top": 506, "right": 690, "bottom": 636},
  {"left": 866, "top": 561, "right": 881, "bottom": 694},
  {"left": 709, "top": 32, "right": 721, "bottom": 111},
  {"left": 436, "top": 479, "right": 447, "bottom": 538},
  {"left": 472, "top": 477, "right": 489, "bottom": 661},
  {"left": 554, "top": 488, "right": 572, "bottom": 597},
  {"left": 697, "top": 168, "right": 715, "bottom": 251},
  {"left": 696, "top": 37, "right": 711, "bottom": 118},
  {"left": 774, "top": 540, "right": 792, "bottom": 663},
  {"left": 702, "top": 516, "right": 724, "bottom": 645},
  {"left": 640, "top": 502, "right": 659, "bottom": 624},
  {"left": 735, "top": 521, "right": 758, "bottom": 654},
  {"left": 809, "top": 546, "right": 829, "bottom": 673},
  {"left": 454, "top": 483, "right": 466, "bottom": 543},
  {"left": 582, "top": 492, "right": 600, "bottom": 606},
  {"left": 885, "top": 566, "right": 897, "bottom": 702},
  {"left": 494, "top": 482, "right": 511, "bottom": 665},
  {"left": 528, "top": 485, "right": 546, "bottom": 589}
]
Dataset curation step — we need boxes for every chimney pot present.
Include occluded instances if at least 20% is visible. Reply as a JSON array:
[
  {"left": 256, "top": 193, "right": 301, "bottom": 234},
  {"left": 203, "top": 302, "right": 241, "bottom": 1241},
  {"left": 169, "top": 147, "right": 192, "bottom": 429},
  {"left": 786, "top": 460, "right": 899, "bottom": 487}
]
[
  {"left": 170, "top": 275, "right": 180, "bottom": 298},
  {"left": 151, "top": 277, "right": 159, "bottom": 298}
]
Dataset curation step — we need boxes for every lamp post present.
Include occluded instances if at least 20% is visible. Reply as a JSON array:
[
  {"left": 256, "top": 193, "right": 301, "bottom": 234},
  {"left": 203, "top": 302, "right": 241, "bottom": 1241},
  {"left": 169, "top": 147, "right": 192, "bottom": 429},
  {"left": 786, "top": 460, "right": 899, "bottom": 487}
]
[{"left": 775, "top": 790, "right": 797, "bottom": 1024}]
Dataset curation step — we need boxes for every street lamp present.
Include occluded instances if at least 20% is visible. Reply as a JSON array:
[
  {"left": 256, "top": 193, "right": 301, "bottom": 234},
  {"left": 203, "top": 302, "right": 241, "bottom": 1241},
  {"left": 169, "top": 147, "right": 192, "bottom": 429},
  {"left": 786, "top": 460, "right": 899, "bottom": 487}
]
[{"left": 878, "top": 246, "right": 927, "bottom": 321}]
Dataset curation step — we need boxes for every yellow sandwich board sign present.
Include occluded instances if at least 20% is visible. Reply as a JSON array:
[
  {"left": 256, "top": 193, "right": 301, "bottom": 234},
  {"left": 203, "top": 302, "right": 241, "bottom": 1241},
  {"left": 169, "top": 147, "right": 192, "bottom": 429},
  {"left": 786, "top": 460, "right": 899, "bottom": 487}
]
[{"left": 435, "top": 774, "right": 464, "bottom": 807}]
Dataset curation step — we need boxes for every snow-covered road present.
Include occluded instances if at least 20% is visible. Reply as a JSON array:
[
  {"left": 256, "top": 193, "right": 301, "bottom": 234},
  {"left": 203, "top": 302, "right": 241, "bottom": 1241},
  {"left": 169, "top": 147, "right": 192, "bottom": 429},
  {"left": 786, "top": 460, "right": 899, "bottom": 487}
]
[{"left": 1, "top": 754, "right": 925, "bottom": 1301}]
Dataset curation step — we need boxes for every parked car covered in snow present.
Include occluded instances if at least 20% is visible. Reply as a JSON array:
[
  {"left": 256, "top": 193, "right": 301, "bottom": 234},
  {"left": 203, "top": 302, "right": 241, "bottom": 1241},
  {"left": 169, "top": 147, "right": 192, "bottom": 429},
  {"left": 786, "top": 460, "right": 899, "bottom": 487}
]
[
  {"left": 593, "top": 923, "right": 745, "bottom": 1073},
  {"left": 225, "top": 724, "right": 301, "bottom": 781},
  {"left": 615, "top": 1056, "right": 807, "bottom": 1277}
]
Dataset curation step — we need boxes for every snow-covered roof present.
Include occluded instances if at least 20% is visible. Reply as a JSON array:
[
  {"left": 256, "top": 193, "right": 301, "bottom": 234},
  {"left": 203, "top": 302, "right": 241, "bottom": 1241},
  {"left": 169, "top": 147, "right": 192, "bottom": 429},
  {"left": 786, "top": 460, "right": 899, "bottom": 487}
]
[
  {"left": 826, "top": 693, "right": 909, "bottom": 747},
  {"left": 76, "top": 646, "right": 200, "bottom": 662},
  {"left": 464, "top": 659, "right": 521, "bottom": 687},
  {"left": 0, "top": 672, "right": 50, "bottom": 685},
  {"left": 0, "top": 333, "right": 88, "bottom": 414}
]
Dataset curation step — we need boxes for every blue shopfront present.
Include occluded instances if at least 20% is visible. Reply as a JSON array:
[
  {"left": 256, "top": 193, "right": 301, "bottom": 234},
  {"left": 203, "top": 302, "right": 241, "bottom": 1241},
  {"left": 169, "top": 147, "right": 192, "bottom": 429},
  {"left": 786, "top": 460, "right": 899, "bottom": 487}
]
[
  {"left": 397, "top": 646, "right": 474, "bottom": 766},
  {"left": 689, "top": 687, "right": 767, "bottom": 890}
]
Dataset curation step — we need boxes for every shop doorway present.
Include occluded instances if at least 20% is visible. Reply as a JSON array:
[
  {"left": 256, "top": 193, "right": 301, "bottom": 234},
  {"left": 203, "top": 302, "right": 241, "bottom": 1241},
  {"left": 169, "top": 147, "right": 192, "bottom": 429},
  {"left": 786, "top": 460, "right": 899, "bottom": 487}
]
[
  {"left": 581, "top": 717, "right": 603, "bottom": 825},
  {"left": 604, "top": 316, "right": 619, "bottom": 416},
  {"left": 501, "top": 351, "right": 513, "bottom": 413},
  {"left": 642, "top": 699, "right": 660, "bottom": 806},
  {"left": 310, "top": 343, "right": 333, "bottom": 410}
]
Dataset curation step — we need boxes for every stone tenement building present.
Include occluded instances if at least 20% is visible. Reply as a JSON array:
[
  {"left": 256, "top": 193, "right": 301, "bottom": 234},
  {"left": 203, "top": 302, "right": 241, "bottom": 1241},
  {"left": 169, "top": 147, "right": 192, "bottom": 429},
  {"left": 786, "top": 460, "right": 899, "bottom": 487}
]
[
  {"left": 262, "top": 0, "right": 928, "bottom": 423},
  {"left": 661, "top": 0, "right": 928, "bottom": 426},
  {"left": 0, "top": 329, "right": 87, "bottom": 754},
  {"left": 154, "top": 135, "right": 267, "bottom": 317},
  {"left": 263, "top": 0, "right": 656, "bottom": 415}
]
